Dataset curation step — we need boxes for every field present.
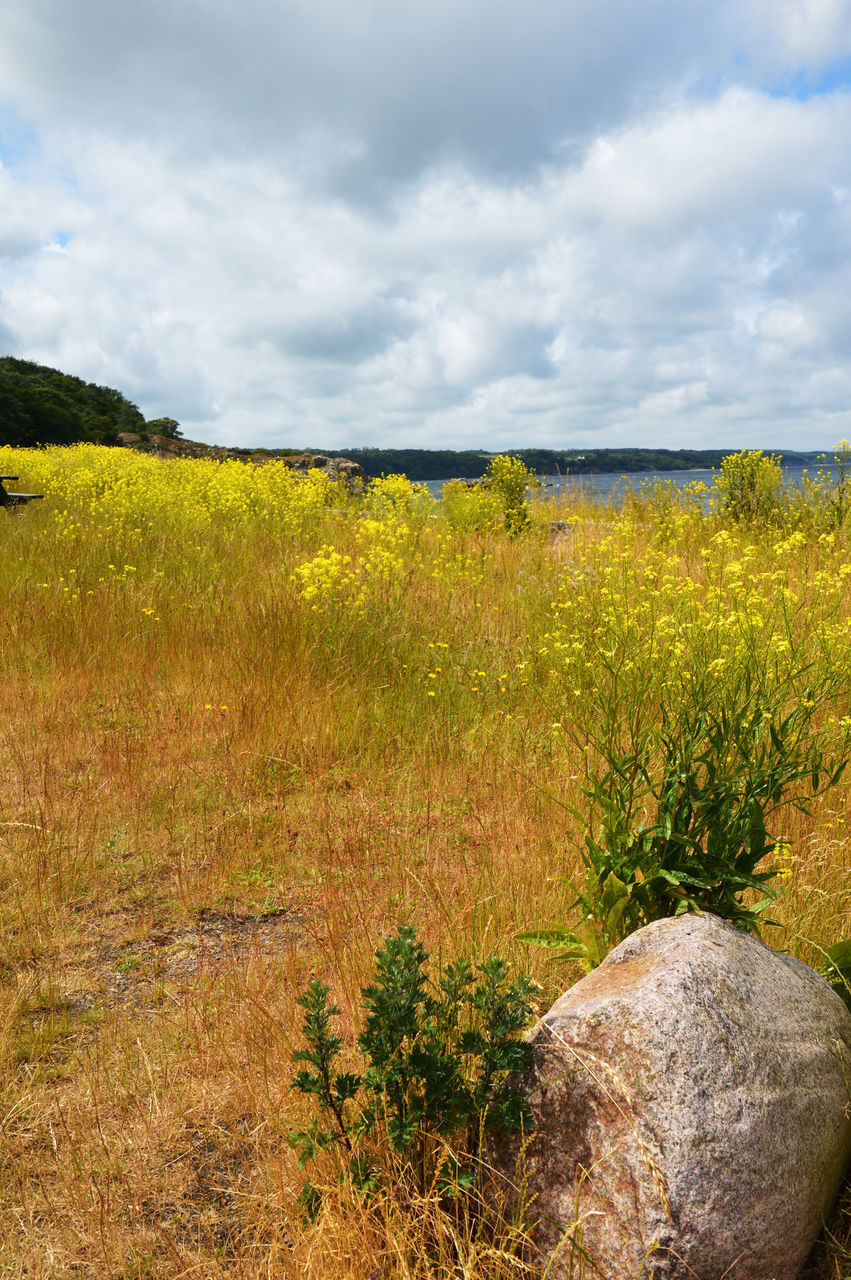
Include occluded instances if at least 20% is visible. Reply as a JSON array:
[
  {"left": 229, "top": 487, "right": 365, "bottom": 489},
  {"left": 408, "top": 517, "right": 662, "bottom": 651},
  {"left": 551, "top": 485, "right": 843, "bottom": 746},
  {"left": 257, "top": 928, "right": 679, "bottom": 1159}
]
[{"left": 1, "top": 444, "right": 850, "bottom": 1278}]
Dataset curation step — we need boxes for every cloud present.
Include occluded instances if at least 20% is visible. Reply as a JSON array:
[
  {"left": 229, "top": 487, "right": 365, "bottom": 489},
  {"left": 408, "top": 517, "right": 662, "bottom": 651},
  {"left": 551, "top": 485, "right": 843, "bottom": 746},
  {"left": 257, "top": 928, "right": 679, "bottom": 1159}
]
[
  {"left": 745, "top": 0, "right": 851, "bottom": 71},
  {"left": 1, "top": 0, "right": 851, "bottom": 448},
  {"left": 0, "top": 0, "right": 731, "bottom": 179}
]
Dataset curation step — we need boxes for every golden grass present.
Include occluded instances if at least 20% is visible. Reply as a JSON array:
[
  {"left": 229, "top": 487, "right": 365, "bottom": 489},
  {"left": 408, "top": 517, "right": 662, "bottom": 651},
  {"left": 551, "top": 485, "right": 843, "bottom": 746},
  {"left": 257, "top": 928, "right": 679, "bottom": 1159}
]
[{"left": 0, "top": 446, "right": 849, "bottom": 1277}]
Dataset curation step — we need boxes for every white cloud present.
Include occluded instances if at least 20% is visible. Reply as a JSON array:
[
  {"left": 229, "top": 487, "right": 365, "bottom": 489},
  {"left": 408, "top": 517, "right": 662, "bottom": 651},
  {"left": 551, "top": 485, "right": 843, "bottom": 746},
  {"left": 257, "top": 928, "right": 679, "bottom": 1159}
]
[
  {"left": 746, "top": 0, "right": 851, "bottom": 68},
  {"left": 1, "top": 0, "right": 851, "bottom": 448}
]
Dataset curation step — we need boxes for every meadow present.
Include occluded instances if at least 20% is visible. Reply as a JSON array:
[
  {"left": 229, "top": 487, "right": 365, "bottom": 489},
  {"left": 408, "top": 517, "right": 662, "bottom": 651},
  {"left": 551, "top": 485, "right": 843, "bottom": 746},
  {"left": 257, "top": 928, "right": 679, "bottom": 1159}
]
[{"left": 1, "top": 443, "right": 850, "bottom": 1278}]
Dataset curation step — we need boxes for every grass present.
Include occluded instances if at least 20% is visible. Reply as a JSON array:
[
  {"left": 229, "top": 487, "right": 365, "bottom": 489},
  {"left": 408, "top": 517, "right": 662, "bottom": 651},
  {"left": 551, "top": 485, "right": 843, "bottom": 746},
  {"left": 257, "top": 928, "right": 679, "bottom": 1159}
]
[{"left": 0, "top": 445, "right": 850, "bottom": 1277}]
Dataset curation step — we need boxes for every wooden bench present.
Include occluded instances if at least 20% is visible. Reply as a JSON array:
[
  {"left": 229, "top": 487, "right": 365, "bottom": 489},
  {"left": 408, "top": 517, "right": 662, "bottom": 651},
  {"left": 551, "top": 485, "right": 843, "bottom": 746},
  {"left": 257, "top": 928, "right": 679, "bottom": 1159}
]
[{"left": 0, "top": 475, "right": 44, "bottom": 508}]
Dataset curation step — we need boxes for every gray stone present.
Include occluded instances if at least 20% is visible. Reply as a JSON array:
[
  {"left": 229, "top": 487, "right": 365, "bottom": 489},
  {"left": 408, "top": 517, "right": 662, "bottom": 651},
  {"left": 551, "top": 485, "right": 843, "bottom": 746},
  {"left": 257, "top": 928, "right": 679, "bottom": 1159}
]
[
  {"left": 496, "top": 913, "right": 851, "bottom": 1279},
  {"left": 284, "top": 453, "right": 364, "bottom": 483}
]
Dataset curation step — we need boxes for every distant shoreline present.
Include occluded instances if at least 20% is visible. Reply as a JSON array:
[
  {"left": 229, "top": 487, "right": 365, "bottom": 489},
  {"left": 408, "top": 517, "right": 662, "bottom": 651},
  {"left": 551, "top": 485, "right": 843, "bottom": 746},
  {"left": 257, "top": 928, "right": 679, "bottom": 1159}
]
[
  {"left": 335, "top": 447, "right": 824, "bottom": 483},
  {"left": 422, "top": 462, "right": 832, "bottom": 499}
]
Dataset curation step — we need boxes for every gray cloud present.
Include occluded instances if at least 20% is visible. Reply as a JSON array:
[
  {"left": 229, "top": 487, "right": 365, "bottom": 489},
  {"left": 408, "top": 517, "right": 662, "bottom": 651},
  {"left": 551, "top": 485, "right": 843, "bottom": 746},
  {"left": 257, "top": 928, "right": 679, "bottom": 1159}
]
[
  {"left": 1, "top": 0, "right": 851, "bottom": 447},
  {"left": 0, "top": 0, "right": 732, "bottom": 178}
]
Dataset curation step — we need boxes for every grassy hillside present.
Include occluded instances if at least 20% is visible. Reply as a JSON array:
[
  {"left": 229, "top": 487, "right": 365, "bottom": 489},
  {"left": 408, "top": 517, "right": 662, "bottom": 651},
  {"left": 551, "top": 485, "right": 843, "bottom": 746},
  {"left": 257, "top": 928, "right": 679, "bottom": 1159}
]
[
  {"left": 0, "top": 357, "right": 151, "bottom": 446},
  {"left": 0, "top": 444, "right": 849, "bottom": 1277}
]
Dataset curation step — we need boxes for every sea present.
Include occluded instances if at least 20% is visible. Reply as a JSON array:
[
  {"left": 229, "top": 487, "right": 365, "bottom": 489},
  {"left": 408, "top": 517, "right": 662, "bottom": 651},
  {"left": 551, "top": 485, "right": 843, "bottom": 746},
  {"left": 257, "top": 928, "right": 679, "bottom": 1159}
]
[{"left": 423, "top": 464, "right": 839, "bottom": 507}]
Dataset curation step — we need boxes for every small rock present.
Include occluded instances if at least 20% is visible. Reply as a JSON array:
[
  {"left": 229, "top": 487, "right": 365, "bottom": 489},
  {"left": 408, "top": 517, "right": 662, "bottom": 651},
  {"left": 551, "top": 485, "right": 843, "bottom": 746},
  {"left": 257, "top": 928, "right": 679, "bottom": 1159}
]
[{"left": 495, "top": 913, "right": 851, "bottom": 1279}]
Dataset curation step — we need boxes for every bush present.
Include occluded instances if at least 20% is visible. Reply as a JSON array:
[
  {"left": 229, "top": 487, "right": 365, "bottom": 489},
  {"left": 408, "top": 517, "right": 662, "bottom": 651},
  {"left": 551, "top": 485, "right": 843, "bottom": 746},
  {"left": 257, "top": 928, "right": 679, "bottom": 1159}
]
[
  {"left": 441, "top": 479, "right": 503, "bottom": 532},
  {"left": 366, "top": 472, "right": 434, "bottom": 522},
  {"left": 485, "top": 454, "right": 535, "bottom": 536},
  {"left": 145, "top": 416, "right": 182, "bottom": 439},
  {"left": 826, "top": 438, "right": 851, "bottom": 530},
  {"left": 638, "top": 476, "right": 690, "bottom": 546},
  {"left": 288, "top": 926, "right": 536, "bottom": 1207},
  {"left": 523, "top": 652, "right": 850, "bottom": 968},
  {"left": 714, "top": 450, "right": 783, "bottom": 525}
]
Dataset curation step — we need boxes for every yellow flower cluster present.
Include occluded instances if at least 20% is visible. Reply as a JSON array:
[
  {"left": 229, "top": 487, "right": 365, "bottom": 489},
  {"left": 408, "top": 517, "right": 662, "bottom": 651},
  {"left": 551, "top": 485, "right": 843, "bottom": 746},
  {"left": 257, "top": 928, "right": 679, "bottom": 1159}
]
[
  {"left": 534, "top": 517, "right": 851, "bottom": 741},
  {"left": 291, "top": 475, "right": 430, "bottom": 613},
  {"left": 5, "top": 444, "right": 851, "bottom": 767},
  {"left": 0, "top": 444, "right": 347, "bottom": 538}
]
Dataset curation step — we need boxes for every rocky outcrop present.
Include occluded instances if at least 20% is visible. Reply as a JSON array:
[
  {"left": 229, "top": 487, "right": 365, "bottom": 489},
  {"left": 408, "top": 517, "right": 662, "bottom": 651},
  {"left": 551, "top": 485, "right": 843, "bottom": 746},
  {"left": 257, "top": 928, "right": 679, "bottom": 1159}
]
[
  {"left": 118, "top": 432, "right": 248, "bottom": 459},
  {"left": 117, "top": 435, "right": 364, "bottom": 481},
  {"left": 283, "top": 453, "right": 364, "bottom": 481},
  {"left": 494, "top": 913, "right": 851, "bottom": 1279}
]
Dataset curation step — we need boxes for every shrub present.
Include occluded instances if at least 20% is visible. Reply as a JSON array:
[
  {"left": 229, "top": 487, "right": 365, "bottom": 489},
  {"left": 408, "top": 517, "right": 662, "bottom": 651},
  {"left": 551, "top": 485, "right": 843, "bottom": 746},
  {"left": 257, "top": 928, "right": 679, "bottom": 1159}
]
[
  {"left": 145, "top": 416, "right": 182, "bottom": 439},
  {"left": 714, "top": 449, "right": 783, "bottom": 525},
  {"left": 366, "top": 472, "right": 434, "bottom": 523},
  {"left": 288, "top": 926, "right": 536, "bottom": 1207},
  {"left": 827, "top": 438, "right": 851, "bottom": 530},
  {"left": 485, "top": 455, "right": 536, "bottom": 535},
  {"left": 639, "top": 476, "right": 688, "bottom": 546},
  {"left": 522, "top": 680, "right": 849, "bottom": 969},
  {"left": 441, "top": 479, "right": 503, "bottom": 532}
]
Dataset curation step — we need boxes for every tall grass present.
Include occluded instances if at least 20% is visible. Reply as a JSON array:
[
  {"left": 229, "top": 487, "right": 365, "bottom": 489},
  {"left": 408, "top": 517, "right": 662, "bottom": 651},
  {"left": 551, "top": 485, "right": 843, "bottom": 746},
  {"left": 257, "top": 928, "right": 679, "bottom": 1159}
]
[{"left": 0, "top": 444, "right": 850, "bottom": 1277}]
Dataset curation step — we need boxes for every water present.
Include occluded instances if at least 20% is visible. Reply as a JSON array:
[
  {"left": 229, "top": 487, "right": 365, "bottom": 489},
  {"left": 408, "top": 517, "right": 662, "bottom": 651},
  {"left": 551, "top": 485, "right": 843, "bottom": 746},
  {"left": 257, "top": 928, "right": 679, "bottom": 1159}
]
[{"left": 424, "top": 464, "right": 838, "bottom": 506}]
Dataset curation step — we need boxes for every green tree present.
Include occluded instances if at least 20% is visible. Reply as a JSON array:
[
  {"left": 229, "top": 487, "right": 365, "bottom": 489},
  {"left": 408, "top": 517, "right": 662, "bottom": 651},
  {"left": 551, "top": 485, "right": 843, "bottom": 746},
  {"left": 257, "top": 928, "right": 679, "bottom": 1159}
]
[
  {"left": 145, "top": 417, "right": 182, "bottom": 439},
  {"left": 0, "top": 357, "right": 148, "bottom": 446}
]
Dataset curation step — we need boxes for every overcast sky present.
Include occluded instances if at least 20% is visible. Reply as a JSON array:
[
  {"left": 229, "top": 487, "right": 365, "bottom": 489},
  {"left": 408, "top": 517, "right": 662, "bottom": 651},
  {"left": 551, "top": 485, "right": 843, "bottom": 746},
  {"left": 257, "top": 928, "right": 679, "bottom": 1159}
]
[{"left": 1, "top": 0, "right": 851, "bottom": 450}]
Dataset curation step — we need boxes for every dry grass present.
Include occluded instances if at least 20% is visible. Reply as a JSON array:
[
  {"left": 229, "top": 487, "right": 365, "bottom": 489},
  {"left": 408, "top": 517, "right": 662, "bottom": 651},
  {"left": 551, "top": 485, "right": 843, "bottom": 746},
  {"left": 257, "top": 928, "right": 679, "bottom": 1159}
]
[{"left": 0, "top": 450, "right": 849, "bottom": 1278}]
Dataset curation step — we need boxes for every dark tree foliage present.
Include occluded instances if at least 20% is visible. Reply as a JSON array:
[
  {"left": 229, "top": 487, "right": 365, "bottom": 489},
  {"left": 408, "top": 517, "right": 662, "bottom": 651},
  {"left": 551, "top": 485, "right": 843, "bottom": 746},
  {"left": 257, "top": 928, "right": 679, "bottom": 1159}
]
[
  {"left": 145, "top": 417, "right": 182, "bottom": 439},
  {"left": 0, "top": 357, "right": 147, "bottom": 447},
  {"left": 340, "top": 447, "right": 822, "bottom": 482}
]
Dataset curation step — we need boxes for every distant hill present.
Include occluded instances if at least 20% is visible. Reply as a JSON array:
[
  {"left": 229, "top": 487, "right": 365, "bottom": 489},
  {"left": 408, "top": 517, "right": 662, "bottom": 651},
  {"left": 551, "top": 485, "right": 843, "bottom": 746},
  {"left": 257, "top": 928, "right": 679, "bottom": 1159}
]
[
  {"left": 342, "top": 447, "right": 824, "bottom": 481},
  {"left": 0, "top": 358, "right": 309, "bottom": 457},
  {"left": 0, "top": 357, "right": 153, "bottom": 446},
  {"left": 0, "top": 360, "right": 827, "bottom": 476}
]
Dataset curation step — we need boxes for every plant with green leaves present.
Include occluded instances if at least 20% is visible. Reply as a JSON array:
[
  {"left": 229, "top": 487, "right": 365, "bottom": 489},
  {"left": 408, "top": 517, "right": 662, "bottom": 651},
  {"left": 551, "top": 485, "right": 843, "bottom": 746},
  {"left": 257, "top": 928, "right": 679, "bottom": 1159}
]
[
  {"left": 441, "top": 478, "right": 503, "bottom": 532},
  {"left": 826, "top": 438, "right": 851, "bottom": 530},
  {"left": 289, "top": 926, "right": 536, "bottom": 1207},
  {"left": 713, "top": 449, "right": 784, "bottom": 526},
  {"left": 521, "top": 681, "right": 849, "bottom": 971},
  {"left": 816, "top": 940, "right": 851, "bottom": 1012},
  {"left": 785, "top": 441, "right": 851, "bottom": 535},
  {"left": 485, "top": 454, "right": 536, "bottom": 536}
]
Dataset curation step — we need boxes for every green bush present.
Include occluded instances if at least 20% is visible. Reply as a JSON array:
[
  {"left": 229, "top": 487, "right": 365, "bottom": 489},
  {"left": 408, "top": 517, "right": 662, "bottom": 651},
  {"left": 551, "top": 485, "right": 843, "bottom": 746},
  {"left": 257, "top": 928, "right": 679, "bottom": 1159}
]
[
  {"left": 522, "top": 682, "right": 849, "bottom": 969},
  {"left": 289, "top": 926, "right": 536, "bottom": 1208},
  {"left": 638, "top": 476, "right": 689, "bottom": 546},
  {"left": 485, "top": 455, "right": 535, "bottom": 535},
  {"left": 441, "top": 479, "right": 503, "bottom": 532},
  {"left": 826, "top": 438, "right": 851, "bottom": 530},
  {"left": 714, "top": 450, "right": 783, "bottom": 525},
  {"left": 773, "top": 441, "right": 851, "bottom": 535}
]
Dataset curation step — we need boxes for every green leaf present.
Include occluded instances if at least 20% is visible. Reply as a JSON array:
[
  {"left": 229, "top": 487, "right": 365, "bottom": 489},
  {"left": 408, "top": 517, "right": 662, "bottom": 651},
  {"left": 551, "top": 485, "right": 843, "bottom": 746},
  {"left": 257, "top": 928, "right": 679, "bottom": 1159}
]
[
  {"left": 601, "top": 872, "right": 628, "bottom": 913},
  {"left": 298, "top": 1181, "right": 323, "bottom": 1220},
  {"left": 516, "top": 927, "right": 582, "bottom": 949},
  {"left": 824, "top": 939, "right": 851, "bottom": 976},
  {"left": 605, "top": 894, "right": 629, "bottom": 941}
]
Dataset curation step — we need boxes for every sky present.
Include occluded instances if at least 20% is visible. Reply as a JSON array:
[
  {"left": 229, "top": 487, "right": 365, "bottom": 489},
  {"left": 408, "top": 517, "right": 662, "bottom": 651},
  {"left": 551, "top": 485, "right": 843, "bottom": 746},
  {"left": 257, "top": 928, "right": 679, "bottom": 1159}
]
[{"left": 1, "top": 1, "right": 851, "bottom": 451}]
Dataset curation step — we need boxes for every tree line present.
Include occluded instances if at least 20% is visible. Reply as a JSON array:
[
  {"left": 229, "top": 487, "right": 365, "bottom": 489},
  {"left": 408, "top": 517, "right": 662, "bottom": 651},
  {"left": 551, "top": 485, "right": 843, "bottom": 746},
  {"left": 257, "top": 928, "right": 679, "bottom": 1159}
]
[
  {"left": 0, "top": 358, "right": 180, "bottom": 447},
  {"left": 342, "top": 446, "right": 822, "bottom": 480}
]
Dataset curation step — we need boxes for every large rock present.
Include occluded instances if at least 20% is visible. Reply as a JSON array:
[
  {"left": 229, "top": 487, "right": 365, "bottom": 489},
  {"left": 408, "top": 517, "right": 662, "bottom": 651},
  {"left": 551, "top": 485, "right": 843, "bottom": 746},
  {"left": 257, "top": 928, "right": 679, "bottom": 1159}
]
[
  {"left": 496, "top": 913, "right": 851, "bottom": 1279},
  {"left": 285, "top": 453, "right": 365, "bottom": 482}
]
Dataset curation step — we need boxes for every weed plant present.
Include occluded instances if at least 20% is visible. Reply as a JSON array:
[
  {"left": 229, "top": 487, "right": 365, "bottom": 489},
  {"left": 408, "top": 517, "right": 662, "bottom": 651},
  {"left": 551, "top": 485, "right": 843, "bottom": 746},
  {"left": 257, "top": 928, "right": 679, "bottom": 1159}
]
[
  {"left": 0, "top": 443, "right": 850, "bottom": 1276},
  {"left": 289, "top": 925, "right": 535, "bottom": 1209}
]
